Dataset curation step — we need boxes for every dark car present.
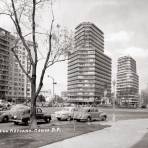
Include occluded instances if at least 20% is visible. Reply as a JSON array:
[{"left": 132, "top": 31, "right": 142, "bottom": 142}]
[
  {"left": 11, "top": 107, "right": 51, "bottom": 125},
  {"left": 0, "top": 104, "right": 28, "bottom": 123}
]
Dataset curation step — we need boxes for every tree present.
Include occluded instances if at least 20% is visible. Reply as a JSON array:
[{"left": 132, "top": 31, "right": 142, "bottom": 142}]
[
  {"left": 0, "top": 0, "right": 73, "bottom": 129},
  {"left": 37, "top": 94, "right": 46, "bottom": 102}
]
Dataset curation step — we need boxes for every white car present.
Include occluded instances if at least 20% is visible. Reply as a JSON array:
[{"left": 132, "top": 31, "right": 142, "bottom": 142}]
[
  {"left": 74, "top": 107, "right": 107, "bottom": 122},
  {"left": 54, "top": 107, "right": 78, "bottom": 121}
]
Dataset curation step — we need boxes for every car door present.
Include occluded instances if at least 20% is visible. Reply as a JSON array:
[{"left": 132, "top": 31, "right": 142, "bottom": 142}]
[
  {"left": 90, "top": 108, "right": 95, "bottom": 120},
  {"left": 93, "top": 108, "right": 99, "bottom": 120},
  {"left": 72, "top": 108, "right": 78, "bottom": 117},
  {"left": 97, "top": 109, "right": 103, "bottom": 120},
  {"left": 95, "top": 109, "right": 101, "bottom": 120},
  {"left": 36, "top": 108, "right": 44, "bottom": 119}
]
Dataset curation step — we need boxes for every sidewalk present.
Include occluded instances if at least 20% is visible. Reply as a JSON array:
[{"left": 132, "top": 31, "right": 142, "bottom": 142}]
[{"left": 41, "top": 119, "right": 148, "bottom": 148}]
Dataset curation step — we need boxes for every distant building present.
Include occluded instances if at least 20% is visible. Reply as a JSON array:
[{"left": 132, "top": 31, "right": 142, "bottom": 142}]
[
  {"left": 0, "top": 28, "right": 10, "bottom": 99},
  {"left": 68, "top": 22, "right": 112, "bottom": 104},
  {"left": 61, "top": 91, "right": 68, "bottom": 100},
  {"left": 141, "top": 86, "right": 148, "bottom": 106},
  {"left": 116, "top": 56, "right": 139, "bottom": 107},
  {"left": 39, "top": 89, "right": 51, "bottom": 102}
]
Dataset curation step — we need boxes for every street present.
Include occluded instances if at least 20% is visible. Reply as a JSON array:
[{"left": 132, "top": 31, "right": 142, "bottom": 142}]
[{"left": 1, "top": 107, "right": 148, "bottom": 131}]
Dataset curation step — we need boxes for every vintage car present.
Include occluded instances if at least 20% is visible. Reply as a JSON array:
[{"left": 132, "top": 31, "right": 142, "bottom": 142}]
[
  {"left": 74, "top": 107, "right": 107, "bottom": 122},
  {"left": 0, "top": 110, "right": 11, "bottom": 122},
  {"left": 0, "top": 104, "right": 28, "bottom": 123},
  {"left": 11, "top": 107, "right": 51, "bottom": 125},
  {"left": 54, "top": 107, "right": 79, "bottom": 121}
]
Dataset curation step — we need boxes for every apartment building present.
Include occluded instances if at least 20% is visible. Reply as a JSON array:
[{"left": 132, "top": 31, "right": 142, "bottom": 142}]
[
  {"left": 0, "top": 27, "right": 33, "bottom": 102},
  {"left": 8, "top": 37, "right": 32, "bottom": 102},
  {"left": 116, "top": 56, "right": 139, "bottom": 107},
  {"left": 68, "top": 22, "right": 112, "bottom": 104},
  {"left": 0, "top": 28, "right": 10, "bottom": 100}
]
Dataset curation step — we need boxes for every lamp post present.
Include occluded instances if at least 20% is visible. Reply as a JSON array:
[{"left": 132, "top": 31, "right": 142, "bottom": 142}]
[
  {"left": 47, "top": 75, "right": 57, "bottom": 104},
  {"left": 112, "top": 80, "right": 116, "bottom": 122}
]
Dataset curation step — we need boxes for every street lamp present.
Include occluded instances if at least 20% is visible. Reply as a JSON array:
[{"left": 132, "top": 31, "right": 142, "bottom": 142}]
[
  {"left": 47, "top": 75, "right": 57, "bottom": 103},
  {"left": 112, "top": 80, "right": 116, "bottom": 122}
]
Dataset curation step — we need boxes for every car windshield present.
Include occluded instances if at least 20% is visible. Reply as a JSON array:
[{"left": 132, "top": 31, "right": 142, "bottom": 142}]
[{"left": 79, "top": 108, "right": 90, "bottom": 112}]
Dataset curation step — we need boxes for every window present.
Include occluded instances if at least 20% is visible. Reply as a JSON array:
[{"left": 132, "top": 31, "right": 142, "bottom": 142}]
[{"left": 37, "top": 108, "right": 42, "bottom": 113}]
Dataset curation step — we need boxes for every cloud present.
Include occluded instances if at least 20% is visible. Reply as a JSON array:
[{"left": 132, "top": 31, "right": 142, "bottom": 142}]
[
  {"left": 106, "top": 46, "right": 148, "bottom": 90},
  {"left": 105, "top": 31, "right": 133, "bottom": 43},
  {"left": 121, "top": 47, "right": 148, "bottom": 58}
]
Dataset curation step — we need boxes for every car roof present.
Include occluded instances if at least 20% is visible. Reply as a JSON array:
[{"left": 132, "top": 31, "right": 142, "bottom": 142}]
[{"left": 10, "top": 104, "right": 30, "bottom": 110}]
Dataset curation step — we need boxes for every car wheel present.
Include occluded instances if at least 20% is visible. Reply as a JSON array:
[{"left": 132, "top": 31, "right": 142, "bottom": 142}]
[
  {"left": 76, "top": 119, "right": 80, "bottom": 122},
  {"left": 67, "top": 116, "right": 72, "bottom": 121},
  {"left": 22, "top": 118, "right": 29, "bottom": 125},
  {"left": 45, "top": 118, "right": 51, "bottom": 123},
  {"left": 101, "top": 116, "right": 107, "bottom": 121},
  {"left": 14, "top": 121, "right": 19, "bottom": 125},
  {"left": 24, "top": 120, "right": 29, "bottom": 125},
  {"left": 87, "top": 117, "right": 91, "bottom": 122},
  {"left": 2, "top": 116, "right": 9, "bottom": 123},
  {"left": 57, "top": 118, "right": 61, "bottom": 121}
]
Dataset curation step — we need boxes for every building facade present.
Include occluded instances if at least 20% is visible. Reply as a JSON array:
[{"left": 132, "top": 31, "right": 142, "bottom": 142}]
[
  {"left": 116, "top": 56, "right": 139, "bottom": 107},
  {"left": 141, "top": 85, "right": 148, "bottom": 107},
  {"left": 8, "top": 38, "right": 32, "bottom": 102},
  {"left": 68, "top": 22, "right": 112, "bottom": 104},
  {"left": 0, "top": 28, "right": 10, "bottom": 99},
  {"left": 61, "top": 91, "right": 68, "bottom": 100},
  {"left": 0, "top": 27, "right": 33, "bottom": 102}
]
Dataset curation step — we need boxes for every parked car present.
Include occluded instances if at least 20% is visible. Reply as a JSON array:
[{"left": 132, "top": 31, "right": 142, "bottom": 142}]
[
  {"left": 54, "top": 107, "right": 79, "bottom": 121},
  {"left": 11, "top": 107, "right": 51, "bottom": 125},
  {"left": 141, "top": 104, "right": 147, "bottom": 109},
  {"left": 0, "top": 110, "right": 11, "bottom": 122},
  {"left": 0, "top": 104, "right": 7, "bottom": 111},
  {"left": 0, "top": 104, "right": 28, "bottom": 123},
  {"left": 74, "top": 107, "right": 107, "bottom": 122}
]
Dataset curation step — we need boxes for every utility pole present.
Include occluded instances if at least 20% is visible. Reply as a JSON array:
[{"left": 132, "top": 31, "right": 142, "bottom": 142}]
[{"left": 48, "top": 75, "right": 57, "bottom": 105}]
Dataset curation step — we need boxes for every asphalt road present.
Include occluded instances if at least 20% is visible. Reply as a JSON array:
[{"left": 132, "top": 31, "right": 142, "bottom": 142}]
[
  {"left": 1, "top": 107, "right": 148, "bottom": 130},
  {"left": 42, "top": 107, "right": 148, "bottom": 121}
]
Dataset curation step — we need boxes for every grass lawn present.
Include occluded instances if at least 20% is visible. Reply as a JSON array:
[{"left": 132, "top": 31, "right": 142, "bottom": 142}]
[{"left": 0, "top": 121, "right": 110, "bottom": 148}]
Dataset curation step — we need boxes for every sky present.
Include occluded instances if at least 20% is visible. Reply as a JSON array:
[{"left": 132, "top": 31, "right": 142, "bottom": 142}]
[{"left": 0, "top": 0, "right": 148, "bottom": 95}]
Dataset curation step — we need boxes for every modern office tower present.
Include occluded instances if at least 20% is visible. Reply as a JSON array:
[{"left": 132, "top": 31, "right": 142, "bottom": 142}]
[
  {"left": 116, "top": 56, "right": 139, "bottom": 107},
  {"left": 68, "top": 22, "right": 112, "bottom": 104},
  {"left": 0, "top": 28, "right": 10, "bottom": 99},
  {"left": 8, "top": 37, "right": 32, "bottom": 102}
]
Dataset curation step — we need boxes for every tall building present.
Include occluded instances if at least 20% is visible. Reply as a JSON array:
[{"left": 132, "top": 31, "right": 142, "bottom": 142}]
[
  {"left": 0, "top": 27, "right": 32, "bottom": 102},
  {"left": 116, "top": 56, "right": 139, "bottom": 107},
  {"left": 8, "top": 38, "right": 32, "bottom": 101},
  {"left": 68, "top": 22, "right": 112, "bottom": 104},
  {"left": 0, "top": 28, "right": 10, "bottom": 99}
]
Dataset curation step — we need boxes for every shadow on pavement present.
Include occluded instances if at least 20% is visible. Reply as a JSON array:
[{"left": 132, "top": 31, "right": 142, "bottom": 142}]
[{"left": 130, "top": 132, "right": 148, "bottom": 148}]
